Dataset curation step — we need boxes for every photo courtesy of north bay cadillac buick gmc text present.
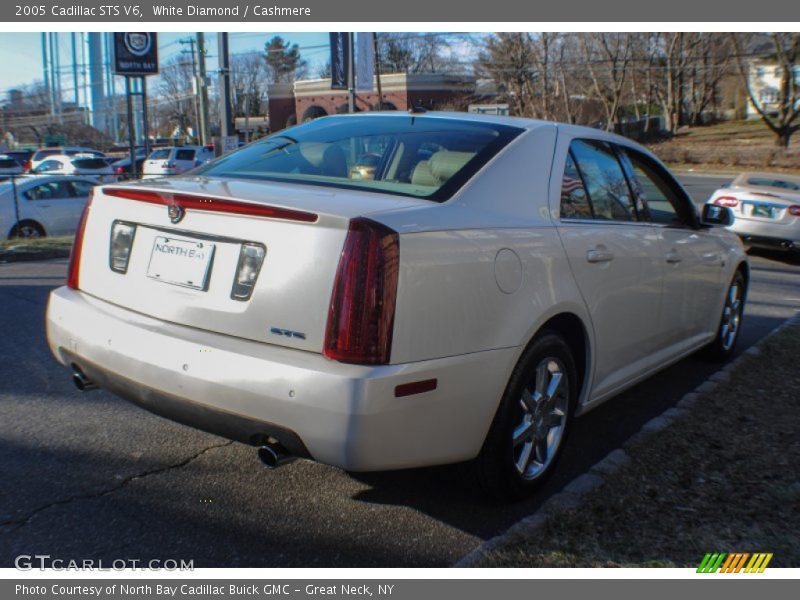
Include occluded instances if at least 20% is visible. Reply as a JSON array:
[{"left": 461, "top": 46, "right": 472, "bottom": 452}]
[{"left": 45, "top": 112, "right": 747, "bottom": 501}]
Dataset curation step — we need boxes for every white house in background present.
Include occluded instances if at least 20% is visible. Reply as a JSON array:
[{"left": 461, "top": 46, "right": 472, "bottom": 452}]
[{"left": 745, "top": 61, "right": 800, "bottom": 117}]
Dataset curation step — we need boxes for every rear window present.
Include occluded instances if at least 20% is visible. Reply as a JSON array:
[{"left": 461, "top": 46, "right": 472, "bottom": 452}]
[
  {"left": 195, "top": 115, "right": 523, "bottom": 201},
  {"left": 72, "top": 158, "right": 108, "bottom": 169},
  {"left": 148, "top": 149, "right": 171, "bottom": 160},
  {"left": 32, "top": 149, "right": 60, "bottom": 161},
  {"left": 175, "top": 149, "right": 196, "bottom": 161},
  {"left": 747, "top": 177, "right": 800, "bottom": 191},
  {"left": 0, "top": 158, "right": 19, "bottom": 168}
]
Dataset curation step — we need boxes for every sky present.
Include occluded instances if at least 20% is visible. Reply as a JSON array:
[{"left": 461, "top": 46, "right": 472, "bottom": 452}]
[{"left": 0, "top": 32, "right": 331, "bottom": 98}]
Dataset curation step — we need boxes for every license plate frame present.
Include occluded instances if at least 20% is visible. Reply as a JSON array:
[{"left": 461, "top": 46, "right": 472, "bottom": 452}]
[{"left": 146, "top": 236, "right": 215, "bottom": 291}]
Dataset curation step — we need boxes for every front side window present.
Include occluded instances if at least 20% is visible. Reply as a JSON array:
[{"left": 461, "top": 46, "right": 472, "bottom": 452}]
[
  {"left": 25, "top": 181, "right": 71, "bottom": 201},
  {"left": 569, "top": 140, "right": 636, "bottom": 221},
  {"left": 621, "top": 148, "right": 691, "bottom": 226},
  {"left": 195, "top": 115, "right": 523, "bottom": 201}
]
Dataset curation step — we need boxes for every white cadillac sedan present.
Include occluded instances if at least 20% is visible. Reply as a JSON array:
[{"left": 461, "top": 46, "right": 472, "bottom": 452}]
[{"left": 46, "top": 113, "right": 747, "bottom": 500}]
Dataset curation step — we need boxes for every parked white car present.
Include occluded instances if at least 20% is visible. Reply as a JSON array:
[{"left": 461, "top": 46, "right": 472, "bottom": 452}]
[
  {"left": 142, "top": 146, "right": 215, "bottom": 178},
  {"left": 0, "top": 175, "right": 97, "bottom": 239},
  {"left": 706, "top": 172, "right": 800, "bottom": 252},
  {"left": 0, "top": 155, "right": 24, "bottom": 176},
  {"left": 29, "top": 147, "right": 106, "bottom": 172},
  {"left": 30, "top": 154, "right": 116, "bottom": 183},
  {"left": 46, "top": 114, "right": 747, "bottom": 500}
]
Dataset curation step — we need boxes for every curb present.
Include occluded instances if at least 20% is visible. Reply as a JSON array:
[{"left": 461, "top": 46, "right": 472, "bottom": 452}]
[
  {"left": 455, "top": 311, "right": 800, "bottom": 568},
  {"left": 0, "top": 249, "right": 70, "bottom": 263}
]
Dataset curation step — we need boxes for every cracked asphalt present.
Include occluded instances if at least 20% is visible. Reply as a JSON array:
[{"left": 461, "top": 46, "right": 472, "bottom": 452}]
[{"left": 2, "top": 175, "right": 800, "bottom": 567}]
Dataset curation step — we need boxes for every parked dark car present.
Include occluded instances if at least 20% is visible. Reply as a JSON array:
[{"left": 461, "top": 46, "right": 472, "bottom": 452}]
[{"left": 112, "top": 156, "right": 146, "bottom": 180}]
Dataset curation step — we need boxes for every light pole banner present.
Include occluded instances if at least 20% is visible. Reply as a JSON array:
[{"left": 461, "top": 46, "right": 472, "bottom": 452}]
[
  {"left": 356, "top": 32, "right": 375, "bottom": 92},
  {"left": 329, "top": 32, "right": 350, "bottom": 90}
]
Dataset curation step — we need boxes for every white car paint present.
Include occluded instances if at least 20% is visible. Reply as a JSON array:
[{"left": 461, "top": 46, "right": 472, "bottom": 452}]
[
  {"left": 46, "top": 113, "right": 747, "bottom": 483},
  {"left": 30, "top": 154, "right": 116, "bottom": 183},
  {"left": 0, "top": 176, "right": 97, "bottom": 239},
  {"left": 142, "top": 146, "right": 215, "bottom": 178},
  {"left": 29, "top": 147, "right": 105, "bottom": 172}
]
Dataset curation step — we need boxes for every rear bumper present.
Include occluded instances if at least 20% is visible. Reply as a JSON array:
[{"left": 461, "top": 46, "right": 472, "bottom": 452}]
[
  {"left": 46, "top": 287, "right": 516, "bottom": 471},
  {"left": 728, "top": 219, "right": 800, "bottom": 250}
]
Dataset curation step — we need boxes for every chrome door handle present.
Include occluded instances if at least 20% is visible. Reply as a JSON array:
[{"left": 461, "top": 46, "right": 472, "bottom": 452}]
[
  {"left": 665, "top": 250, "right": 682, "bottom": 264},
  {"left": 586, "top": 248, "right": 615, "bottom": 263}
]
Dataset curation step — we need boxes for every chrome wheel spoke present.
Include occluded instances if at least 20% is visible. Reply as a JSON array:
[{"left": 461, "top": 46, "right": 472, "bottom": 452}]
[
  {"left": 515, "top": 441, "right": 533, "bottom": 474},
  {"left": 513, "top": 420, "right": 535, "bottom": 447},
  {"left": 533, "top": 436, "right": 548, "bottom": 465},
  {"left": 545, "top": 371, "right": 563, "bottom": 405},
  {"left": 520, "top": 388, "right": 539, "bottom": 414}
]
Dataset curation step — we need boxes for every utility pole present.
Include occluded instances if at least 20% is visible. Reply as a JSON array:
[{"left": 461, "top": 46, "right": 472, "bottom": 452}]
[
  {"left": 70, "top": 33, "right": 79, "bottom": 106},
  {"left": 373, "top": 33, "right": 383, "bottom": 109},
  {"left": 196, "top": 32, "right": 210, "bottom": 146},
  {"left": 179, "top": 36, "right": 200, "bottom": 142},
  {"left": 217, "top": 32, "right": 233, "bottom": 140},
  {"left": 347, "top": 32, "right": 355, "bottom": 113}
]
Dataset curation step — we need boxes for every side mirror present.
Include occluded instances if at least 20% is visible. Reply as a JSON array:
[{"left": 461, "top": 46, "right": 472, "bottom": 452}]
[{"left": 700, "top": 203, "right": 734, "bottom": 227}]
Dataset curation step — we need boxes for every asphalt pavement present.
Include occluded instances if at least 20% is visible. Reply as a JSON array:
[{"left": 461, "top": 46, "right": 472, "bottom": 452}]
[{"left": 1, "top": 174, "right": 799, "bottom": 567}]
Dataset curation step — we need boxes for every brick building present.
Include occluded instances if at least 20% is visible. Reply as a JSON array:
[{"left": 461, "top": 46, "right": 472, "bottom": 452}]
[{"left": 267, "top": 73, "right": 477, "bottom": 131}]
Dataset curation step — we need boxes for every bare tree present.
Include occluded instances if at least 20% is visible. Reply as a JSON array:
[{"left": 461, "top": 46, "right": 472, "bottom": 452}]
[
  {"left": 581, "top": 33, "right": 632, "bottom": 131},
  {"left": 230, "top": 52, "right": 268, "bottom": 118},
  {"left": 155, "top": 55, "right": 196, "bottom": 138},
  {"left": 377, "top": 33, "right": 458, "bottom": 74},
  {"left": 732, "top": 33, "right": 800, "bottom": 147}
]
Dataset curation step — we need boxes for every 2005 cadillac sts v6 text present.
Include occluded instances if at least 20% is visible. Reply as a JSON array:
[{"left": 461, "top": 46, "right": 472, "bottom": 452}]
[{"left": 46, "top": 113, "right": 747, "bottom": 500}]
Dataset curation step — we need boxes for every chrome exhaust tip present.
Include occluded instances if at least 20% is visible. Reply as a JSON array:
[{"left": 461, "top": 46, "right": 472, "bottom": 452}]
[
  {"left": 258, "top": 442, "right": 295, "bottom": 469},
  {"left": 72, "top": 368, "right": 97, "bottom": 392}
]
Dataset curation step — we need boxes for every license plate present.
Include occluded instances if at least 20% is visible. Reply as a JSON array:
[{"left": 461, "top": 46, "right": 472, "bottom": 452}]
[
  {"left": 147, "top": 236, "right": 215, "bottom": 290},
  {"left": 750, "top": 204, "right": 774, "bottom": 218}
]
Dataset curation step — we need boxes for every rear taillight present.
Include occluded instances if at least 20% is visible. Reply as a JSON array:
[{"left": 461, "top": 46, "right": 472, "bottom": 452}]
[
  {"left": 109, "top": 221, "right": 136, "bottom": 273},
  {"left": 324, "top": 218, "right": 399, "bottom": 365},
  {"left": 22, "top": 161, "right": 31, "bottom": 172},
  {"left": 115, "top": 166, "right": 124, "bottom": 175},
  {"left": 167, "top": 162, "right": 176, "bottom": 169},
  {"left": 66, "top": 192, "right": 94, "bottom": 290},
  {"left": 789, "top": 205, "right": 800, "bottom": 217},
  {"left": 713, "top": 196, "right": 739, "bottom": 208}
]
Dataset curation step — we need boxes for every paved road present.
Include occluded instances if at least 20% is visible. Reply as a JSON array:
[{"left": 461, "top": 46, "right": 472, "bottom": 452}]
[{"left": 1, "top": 175, "right": 799, "bottom": 568}]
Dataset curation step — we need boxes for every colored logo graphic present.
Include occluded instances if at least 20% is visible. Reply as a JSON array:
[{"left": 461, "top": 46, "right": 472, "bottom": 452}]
[{"left": 697, "top": 552, "right": 773, "bottom": 573}]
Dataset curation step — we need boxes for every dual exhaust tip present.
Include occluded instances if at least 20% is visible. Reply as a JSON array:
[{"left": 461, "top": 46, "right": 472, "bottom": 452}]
[{"left": 71, "top": 366, "right": 294, "bottom": 469}]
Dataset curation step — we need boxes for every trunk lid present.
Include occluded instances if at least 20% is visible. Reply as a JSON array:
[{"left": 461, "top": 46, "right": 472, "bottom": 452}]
[{"left": 76, "top": 177, "right": 425, "bottom": 353}]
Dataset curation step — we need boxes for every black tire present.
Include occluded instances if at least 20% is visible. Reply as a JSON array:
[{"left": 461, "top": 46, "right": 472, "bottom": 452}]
[
  {"left": 702, "top": 269, "right": 747, "bottom": 361},
  {"left": 475, "top": 331, "right": 578, "bottom": 502},
  {"left": 8, "top": 220, "right": 45, "bottom": 239}
]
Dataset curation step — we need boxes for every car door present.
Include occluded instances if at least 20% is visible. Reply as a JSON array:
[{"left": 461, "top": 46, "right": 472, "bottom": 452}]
[
  {"left": 555, "top": 139, "right": 665, "bottom": 400},
  {"left": 619, "top": 147, "right": 726, "bottom": 352},
  {"left": 62, "top": 180, "right": 95, "bottom": 233},
  {"left": 23, "top": 180, "right": 75, "bottom": 235}
]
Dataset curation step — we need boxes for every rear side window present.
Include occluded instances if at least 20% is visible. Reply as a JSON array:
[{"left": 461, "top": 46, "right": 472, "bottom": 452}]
[
  {"left": 569, "top": 140, "right": 636, "bottom": 221},
  {"left": 69, "top": 181, "right": 96, "bottom": 197},
  {"left": 72, "top": 158, "right": 108, "bottom": 169},
  {"left": 175, "top": 149, "right": 196, "bottom": 161}
]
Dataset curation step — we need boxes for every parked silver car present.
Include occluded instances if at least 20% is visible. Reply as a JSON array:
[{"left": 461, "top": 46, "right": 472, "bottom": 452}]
[{"left": 706, "top": 172, "right": 800, "bottom": 252}]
